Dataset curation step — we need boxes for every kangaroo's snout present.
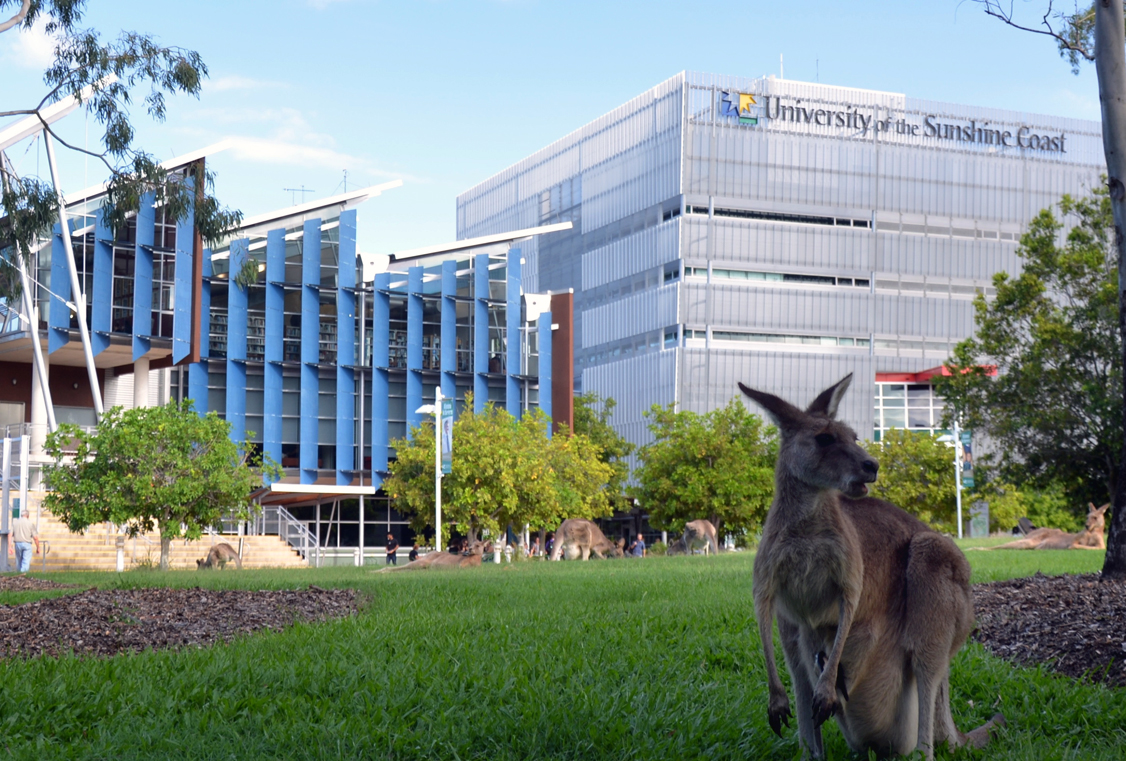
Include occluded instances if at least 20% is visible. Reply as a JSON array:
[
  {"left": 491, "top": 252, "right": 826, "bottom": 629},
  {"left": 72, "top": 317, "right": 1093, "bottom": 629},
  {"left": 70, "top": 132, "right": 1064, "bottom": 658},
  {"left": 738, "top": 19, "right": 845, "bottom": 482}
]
[{"left": 861, "top": 459, "right": 879, "bottom": 480}]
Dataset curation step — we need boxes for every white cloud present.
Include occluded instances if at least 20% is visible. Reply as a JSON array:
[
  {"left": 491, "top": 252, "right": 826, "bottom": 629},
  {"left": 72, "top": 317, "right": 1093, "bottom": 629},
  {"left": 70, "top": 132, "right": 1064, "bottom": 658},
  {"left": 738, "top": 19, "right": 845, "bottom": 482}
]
[
  {"left": 189, "top": 106, "right": 420, "bottom": 182},
  {"left": 0, "top": 18, "right": 56, "bottom": 70},
  {"left": 205, "top": 75, "right": 285, "bottom": 93}
]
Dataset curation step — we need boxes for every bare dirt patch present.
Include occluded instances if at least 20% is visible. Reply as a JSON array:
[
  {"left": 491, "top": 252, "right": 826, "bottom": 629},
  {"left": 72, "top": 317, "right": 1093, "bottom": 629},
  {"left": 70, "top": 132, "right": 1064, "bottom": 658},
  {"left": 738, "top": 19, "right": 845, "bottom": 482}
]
[
  {"left": 0, "top": 583, "right": 358, "bottom": 659},
  {"left": 973, "top": 573, "right": 1126, "bottom": 688}
]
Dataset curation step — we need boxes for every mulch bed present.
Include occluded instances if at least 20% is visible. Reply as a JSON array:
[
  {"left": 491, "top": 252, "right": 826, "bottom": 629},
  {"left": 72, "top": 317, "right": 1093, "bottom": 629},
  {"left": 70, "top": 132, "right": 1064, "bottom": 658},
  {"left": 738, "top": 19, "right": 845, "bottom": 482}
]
[
  {"left": 973, "top": 573, "right": 1126, "bottom": 688},
  {"left": 0, "top": 579, "right": 359, "bottom": 659}
]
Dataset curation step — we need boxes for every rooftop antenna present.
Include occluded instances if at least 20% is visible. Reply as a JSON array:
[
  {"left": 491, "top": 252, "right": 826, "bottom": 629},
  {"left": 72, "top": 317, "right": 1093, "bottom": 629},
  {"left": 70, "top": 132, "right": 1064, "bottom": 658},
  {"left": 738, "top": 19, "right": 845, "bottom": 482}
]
[
  {"left": 283, "top": 185, "right": 316, "bottom": 205},
  {"left": 343, "top": 169, "right": 348, "bottom": 193}
]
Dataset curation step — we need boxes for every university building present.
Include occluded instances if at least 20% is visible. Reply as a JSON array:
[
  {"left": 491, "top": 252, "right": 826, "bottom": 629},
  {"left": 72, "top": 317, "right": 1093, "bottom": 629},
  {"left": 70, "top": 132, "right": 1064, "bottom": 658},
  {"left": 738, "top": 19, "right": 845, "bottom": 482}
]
[
  {"left": 457, "top": 72, "right": 1104, "bottom": 447},
  {"left": 0, "top": 137, "right": 567, "bottom": 560}
]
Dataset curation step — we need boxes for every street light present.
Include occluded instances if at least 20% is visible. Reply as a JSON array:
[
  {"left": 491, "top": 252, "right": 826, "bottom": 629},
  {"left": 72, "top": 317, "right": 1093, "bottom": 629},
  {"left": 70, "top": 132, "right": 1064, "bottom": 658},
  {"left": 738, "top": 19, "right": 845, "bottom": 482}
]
[{"left": 415, "top": 386, "right": 444, "bottom": 552}]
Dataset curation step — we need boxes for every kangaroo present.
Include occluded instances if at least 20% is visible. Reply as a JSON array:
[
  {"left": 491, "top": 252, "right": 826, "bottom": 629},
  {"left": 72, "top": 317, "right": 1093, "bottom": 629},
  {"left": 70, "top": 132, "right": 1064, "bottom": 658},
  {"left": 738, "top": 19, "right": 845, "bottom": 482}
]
[
  {"left": 986, "top": 503, "right": 1109, "bottom": 550},
  {"left": 739, "top": 374, "right": 1003, "bottom": 760},
  {"left": 196, "top": 542, "right": 242, "bottom": 570},
  {"left": 549, "top": 519, "right": 623, "bottom": 560},
  {"left": 376, "top": 541, "right": 491, "bottom": 572},
  {"left": 667, "top": 519, "right": 720, "bottom": 556}
]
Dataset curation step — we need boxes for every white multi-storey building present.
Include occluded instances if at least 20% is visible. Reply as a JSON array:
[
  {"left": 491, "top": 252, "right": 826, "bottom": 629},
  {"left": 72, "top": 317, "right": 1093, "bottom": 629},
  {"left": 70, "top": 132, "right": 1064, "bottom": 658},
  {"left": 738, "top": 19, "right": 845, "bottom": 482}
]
[{"left": 457, "top": 72, "right": 1103, "bottom": 447}]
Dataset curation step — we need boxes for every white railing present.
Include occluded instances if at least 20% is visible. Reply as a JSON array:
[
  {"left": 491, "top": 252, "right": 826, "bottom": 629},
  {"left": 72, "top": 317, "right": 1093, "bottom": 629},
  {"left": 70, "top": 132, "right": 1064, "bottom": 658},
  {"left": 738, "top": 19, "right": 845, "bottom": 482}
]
[{"left": 248, "top": 504, "right": 318, "bottom": 563}]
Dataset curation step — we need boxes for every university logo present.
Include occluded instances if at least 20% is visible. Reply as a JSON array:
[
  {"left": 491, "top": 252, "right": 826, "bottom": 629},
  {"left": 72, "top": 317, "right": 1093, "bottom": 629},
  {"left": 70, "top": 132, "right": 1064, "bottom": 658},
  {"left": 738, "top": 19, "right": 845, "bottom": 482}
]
[{"left": 720, "top": 91, "right": 759, "bottom": 125}]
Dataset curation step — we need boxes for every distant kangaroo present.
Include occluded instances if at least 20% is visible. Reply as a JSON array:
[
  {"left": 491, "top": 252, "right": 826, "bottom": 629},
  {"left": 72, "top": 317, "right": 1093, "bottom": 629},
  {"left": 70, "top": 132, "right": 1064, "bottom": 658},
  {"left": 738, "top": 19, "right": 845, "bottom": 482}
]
[
  {"left": 739, "top": 374, "right": 1003, "bottom": 759},
  {"left": 986, "top": 503, "right": 1109, "bottom": 550},
  {"left": 667, "top": 519, "right": 720, "bottom": 556},
  {"left": 549, "top": 519, "right": 623, "bottom": 560},
  {"left": 196, "top": 542, "right": 242, "bottom": 570},
  {"left": 377, "top": 541, "right": 491, "bottom": 572}
]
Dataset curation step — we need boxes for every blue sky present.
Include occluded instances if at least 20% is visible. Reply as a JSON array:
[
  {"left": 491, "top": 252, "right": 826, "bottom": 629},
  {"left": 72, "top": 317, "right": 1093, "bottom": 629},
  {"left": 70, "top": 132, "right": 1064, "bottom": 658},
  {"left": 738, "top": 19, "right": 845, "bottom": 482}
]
[{"left": 0, "top": 0, "right": 1103, "bottom": 255}]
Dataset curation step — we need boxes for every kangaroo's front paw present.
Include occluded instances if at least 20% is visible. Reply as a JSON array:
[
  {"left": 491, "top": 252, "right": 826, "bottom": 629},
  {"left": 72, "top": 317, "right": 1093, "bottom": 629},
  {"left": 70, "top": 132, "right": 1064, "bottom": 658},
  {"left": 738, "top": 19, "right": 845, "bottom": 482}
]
[
  {"left": 810, "top": 685, "right": 838, "bottom": 727},
  {"left": 767, "top": 691, "right": 792, "bottom": 737}
]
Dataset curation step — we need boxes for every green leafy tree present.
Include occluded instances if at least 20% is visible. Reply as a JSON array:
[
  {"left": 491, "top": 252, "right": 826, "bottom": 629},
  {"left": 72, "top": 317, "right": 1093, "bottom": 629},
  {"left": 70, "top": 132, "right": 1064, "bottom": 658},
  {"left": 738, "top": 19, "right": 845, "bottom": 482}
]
[
  {"left": 976, "top": 480, "right": 1081, "bottom": 534},
  {"left": 631, "top": 398, "right": 777, "bottom": 539},
  {"left": 1, "top": 0, "right": 241, "bottom": 272},
  {"left": 934, "top": 190, "right": 1120, "bottom": 523},
  {"left": 975, "top": 0, "right": 1126, "bottom": 582},
  {"left": 384, "top": 400, "right": 613, "bottom": 544},
  {"left": 862, "top": 430, "right": 960, "bottom": 533},
  {"left": 43, "top": 401, "right": 278, "bottom": 570},
  {"left": 572, "top": 392, "right": 634, "bottom": 509}
]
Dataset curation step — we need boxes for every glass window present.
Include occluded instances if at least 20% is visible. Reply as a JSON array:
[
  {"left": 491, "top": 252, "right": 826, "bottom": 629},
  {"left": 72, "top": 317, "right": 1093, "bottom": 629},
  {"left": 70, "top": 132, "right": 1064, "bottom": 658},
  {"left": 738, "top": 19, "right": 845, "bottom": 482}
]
[
  {"left": 908, "top": 408, "right": 931, "bottom": 428},
  {"left": 883, "top": 408, "right": 906, "bottom": 428}
]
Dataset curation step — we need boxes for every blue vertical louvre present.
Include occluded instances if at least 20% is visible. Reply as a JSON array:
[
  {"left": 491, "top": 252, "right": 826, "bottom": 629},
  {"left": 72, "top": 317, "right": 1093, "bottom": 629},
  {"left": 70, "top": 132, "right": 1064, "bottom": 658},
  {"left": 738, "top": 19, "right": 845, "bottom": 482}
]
[
  {"left": 371, "top": 272, "right": 390, "bottom": 487},
  {"left": 300, "top": 219, "right": 321, "bottom": 484},
  {"left": 172, "top": 175, "right": 195, "bottom": 364},
  {"left": 473, "top": 253, "right": 489, "bottom": 414},
  {"left": 440, "top": 260, "right": 456, "bottom": 402},
  {"left": 47, "top": 224, "right": 70, "bottom": 354},
  {"left": 187, "top": 248, "right": 211, "bottom": 414},
  {"left": 225, "top": 238, "right": 248, "bottom": 445},
  {"left": 132, "top": 193, "right": 155, "bottom": 361},
  {"left": 335, "top": 210, "right": 357, "bottom": 485},
  {"left": 263, "top": 228, "right": 285, "bottom": 473},
  {"left": 91, "top": 210, "right": 113, "bottom": 356},
  {"left": 132, "top": 195, "right": 156, "bottom": 362},
  {"left": 506, "top": 249, "right": 521, "bottom": 418},
  {"left": 538, "top": 310, "right": 552, "bottom": 434},
  {"left": 406, "top": 266, "right": 423, "bottom": 436}
]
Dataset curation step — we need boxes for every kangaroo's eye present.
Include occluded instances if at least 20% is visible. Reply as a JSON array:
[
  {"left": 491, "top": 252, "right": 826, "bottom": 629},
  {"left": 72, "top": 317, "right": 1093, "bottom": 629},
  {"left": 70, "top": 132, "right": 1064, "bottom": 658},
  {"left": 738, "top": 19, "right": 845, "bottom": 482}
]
[{"left": 814, "top": 433, "right": 836, "bottom": 447}]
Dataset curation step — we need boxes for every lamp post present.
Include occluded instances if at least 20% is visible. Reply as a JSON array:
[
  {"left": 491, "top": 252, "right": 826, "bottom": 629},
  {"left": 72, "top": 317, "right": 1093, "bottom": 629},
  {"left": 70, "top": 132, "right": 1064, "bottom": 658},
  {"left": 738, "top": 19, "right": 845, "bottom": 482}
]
[{"left": 415, "top": 386, "right": 443, "bottom": 552}]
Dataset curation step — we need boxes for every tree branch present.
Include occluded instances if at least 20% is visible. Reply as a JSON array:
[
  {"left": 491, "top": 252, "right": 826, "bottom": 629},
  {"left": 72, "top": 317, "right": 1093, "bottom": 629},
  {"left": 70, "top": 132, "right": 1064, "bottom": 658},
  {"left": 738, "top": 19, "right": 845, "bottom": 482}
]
[
  {"left": 38, "top": 116, "right": 117, "bottom": 175},
  {"left": 0, "top": 0, "right": 30, "bottom": 35},
  {"left": 977, "top": 0, "right": 1095, "bottom": 61}
]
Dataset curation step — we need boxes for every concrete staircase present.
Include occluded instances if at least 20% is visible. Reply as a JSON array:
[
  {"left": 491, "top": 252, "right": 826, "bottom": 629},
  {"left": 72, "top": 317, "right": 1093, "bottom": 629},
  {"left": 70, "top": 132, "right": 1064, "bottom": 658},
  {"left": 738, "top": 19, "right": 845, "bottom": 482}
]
[{"left": 15, "top": 496, "right": 309, "bottom": 572}]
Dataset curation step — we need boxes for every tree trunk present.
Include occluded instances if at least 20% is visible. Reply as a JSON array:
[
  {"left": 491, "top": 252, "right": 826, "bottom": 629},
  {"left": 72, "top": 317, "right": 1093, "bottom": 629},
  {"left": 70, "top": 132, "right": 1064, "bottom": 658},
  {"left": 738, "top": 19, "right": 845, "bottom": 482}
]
[
  {"left": 1097, "top": 0, "right": 1126, "bottom": 579},
  {"left": 160, "top": 536, "right": 171, "bottom": 571}
]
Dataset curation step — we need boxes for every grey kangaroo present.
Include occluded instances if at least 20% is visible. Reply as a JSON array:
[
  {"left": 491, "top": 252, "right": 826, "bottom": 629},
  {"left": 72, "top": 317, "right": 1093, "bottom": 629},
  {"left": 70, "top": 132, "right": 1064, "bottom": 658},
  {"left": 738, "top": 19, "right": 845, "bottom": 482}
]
[{"left": 739, "top": 374, "right": 1004, "bottom": 759}]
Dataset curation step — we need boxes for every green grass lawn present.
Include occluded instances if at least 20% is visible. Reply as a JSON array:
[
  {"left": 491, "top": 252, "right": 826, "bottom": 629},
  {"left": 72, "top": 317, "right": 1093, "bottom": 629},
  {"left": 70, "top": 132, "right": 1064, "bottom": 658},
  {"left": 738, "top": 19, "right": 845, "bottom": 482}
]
[{"left": 0, "top": 550, "right": 1121, "bottom": 760}]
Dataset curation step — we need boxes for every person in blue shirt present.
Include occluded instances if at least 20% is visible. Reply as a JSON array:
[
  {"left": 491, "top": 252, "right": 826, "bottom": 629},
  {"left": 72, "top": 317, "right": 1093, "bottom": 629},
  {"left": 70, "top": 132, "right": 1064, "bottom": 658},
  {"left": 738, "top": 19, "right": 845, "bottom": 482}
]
[{"left": 629, "top": 533, "right": 646, "bottom": 558}]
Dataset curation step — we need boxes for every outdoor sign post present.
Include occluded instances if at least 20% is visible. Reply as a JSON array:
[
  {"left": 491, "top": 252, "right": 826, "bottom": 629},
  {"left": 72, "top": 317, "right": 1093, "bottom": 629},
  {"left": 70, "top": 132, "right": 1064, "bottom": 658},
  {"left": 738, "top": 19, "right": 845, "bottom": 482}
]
[
  {"left": 417, "top": 387, "right": 451, "bottom": 553},
  {"left": 952, "top": 420, "right": 965, "bottom": 539},
  {"left": 436, "top": 388, "right": 453, "bottom": 552}
]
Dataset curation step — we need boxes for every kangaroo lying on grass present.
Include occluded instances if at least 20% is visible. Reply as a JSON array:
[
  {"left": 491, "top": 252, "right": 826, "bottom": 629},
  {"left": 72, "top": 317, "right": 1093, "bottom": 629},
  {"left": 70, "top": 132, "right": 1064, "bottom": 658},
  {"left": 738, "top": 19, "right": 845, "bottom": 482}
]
[
  {"left": 377, "top": 541, "right": 491, "bottom": 572},
  {"left": 984, "top": 503, "right": 1109, "bottom": 550},
  {"left": 667, "top": 519, "right": 719, "bottom": 556},
  {"left": 196, "top": 542, "right": 242, "bottom": 570},
  {"left": 739, "top": 374, "right": 1003, "bottom": 760},
  {"left": 549, "top": 519, "right": 623, "bottom": 560}
]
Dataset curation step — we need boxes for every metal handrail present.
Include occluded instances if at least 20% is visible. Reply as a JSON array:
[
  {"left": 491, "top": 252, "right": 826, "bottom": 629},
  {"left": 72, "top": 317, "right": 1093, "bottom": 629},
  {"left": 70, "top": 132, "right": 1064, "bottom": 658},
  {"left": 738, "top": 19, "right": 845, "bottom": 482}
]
[{"left": 250, "top": 504, "right": 317, "bottom": 563}]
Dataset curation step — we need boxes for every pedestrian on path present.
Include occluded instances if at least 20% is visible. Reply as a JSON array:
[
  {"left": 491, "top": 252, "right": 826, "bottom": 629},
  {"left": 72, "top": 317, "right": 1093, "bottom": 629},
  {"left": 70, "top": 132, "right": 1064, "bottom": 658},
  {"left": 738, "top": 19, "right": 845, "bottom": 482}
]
[
  {"left": 386, "top": 533, "right": 399, "bottom": 565},
  {"left": 11, "top": 507, "right": 38, "bottom": 573}
]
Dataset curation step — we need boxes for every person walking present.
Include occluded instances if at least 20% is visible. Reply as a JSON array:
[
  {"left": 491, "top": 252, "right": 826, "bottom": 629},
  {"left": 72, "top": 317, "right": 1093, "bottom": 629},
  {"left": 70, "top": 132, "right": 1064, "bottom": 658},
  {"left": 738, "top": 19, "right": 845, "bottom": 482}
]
[
  {"left": 11, "top": 507, "right": 38, "bottom": 573},
  {"left": 386, "top": 533, "right": 399, "bottom": 565},
  {"left": 629, "top": 532, "right": 646, "bottom": 558}
]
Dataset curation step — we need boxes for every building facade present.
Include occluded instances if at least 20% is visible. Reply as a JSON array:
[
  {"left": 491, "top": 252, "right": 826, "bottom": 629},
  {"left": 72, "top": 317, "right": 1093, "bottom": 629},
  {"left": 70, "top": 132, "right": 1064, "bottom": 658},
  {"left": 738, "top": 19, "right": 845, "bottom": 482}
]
[
  {"left": 457, "top": 72, "right": 1105, "bottom": 447},
  {"left": 0, "top": 146, "right": 558, "bottom": 554}
]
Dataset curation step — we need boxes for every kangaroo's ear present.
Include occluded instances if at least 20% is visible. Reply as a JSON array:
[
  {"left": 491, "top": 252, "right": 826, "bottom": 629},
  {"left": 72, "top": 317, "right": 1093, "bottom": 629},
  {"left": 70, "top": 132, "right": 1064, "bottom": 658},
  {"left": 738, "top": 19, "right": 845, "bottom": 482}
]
[
  {"left": 806, "top": 373, "right": 853, "bottom": 419},
  {"left": 1096, "top": 503, "right": 1110, "bottom": 515},
  {"left": 738, "top": 383, "right": 806, "bottom": 429}
]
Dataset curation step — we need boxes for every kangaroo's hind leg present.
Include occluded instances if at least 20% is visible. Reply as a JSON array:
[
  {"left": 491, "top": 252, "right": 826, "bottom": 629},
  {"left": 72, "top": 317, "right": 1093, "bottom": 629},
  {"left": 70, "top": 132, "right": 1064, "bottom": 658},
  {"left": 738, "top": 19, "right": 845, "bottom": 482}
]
[
  {"left": 778, "top": 617, "right": 824, "bottom": 758},
  {"left": 933, "top": 673, "right": 1006, "bottom": 750}
]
